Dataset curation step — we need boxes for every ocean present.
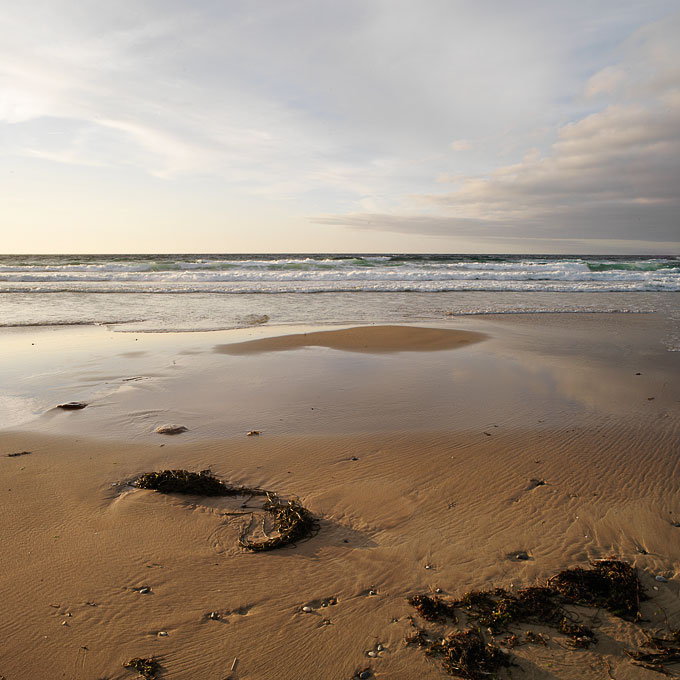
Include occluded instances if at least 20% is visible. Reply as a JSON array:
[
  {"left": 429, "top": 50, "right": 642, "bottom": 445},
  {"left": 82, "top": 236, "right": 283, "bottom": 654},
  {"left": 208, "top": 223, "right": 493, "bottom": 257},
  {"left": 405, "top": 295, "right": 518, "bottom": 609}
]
[{"left": 1, "top": 253, "right": 679, "bottom": 349}]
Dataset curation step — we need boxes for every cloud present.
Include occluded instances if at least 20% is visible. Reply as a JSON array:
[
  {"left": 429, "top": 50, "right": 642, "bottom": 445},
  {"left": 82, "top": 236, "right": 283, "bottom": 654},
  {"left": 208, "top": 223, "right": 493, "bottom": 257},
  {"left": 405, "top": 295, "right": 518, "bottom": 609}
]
[
  {"left": 3, "top": 2, "right": 663, "bottom": 184},
  {"left": 313, "top": 211, "right": 680, "bottom": 253},
  {"left": 1, "top": 1, "right": 679, "bottom": 253},
  {"left": 450, "top": 139, "right": 473, "bottom": 151},
  {"left": 316, "top": 14, "right": 680, "bottom": 247},
  {"left": 585, "top": 66, "right": 626, "bottom": 97}
]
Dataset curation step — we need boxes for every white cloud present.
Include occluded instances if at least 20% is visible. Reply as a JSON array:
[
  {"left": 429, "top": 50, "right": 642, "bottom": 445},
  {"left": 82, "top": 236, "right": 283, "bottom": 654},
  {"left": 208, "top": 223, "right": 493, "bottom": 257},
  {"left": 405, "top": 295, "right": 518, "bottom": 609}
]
[
  {"left": 585, "top": 66, "right": 627, "bottom": 97},
  {"left": 450, "top": 139, "right": 473, "bottom": 152},
  {"left": 1, "top": 2, "right": 655, "bottom": 179},
  {"left": 1, "top": 1, "right": 678, "bottom": 251}
]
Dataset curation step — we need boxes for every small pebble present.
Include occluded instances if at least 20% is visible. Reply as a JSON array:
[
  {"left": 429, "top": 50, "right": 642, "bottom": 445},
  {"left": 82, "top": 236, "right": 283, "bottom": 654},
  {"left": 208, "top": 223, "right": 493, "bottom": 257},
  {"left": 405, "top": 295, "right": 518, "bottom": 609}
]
[
  {"left": 367, "top": 651, "right": 378, "bottom": 658},
  {"left": 350, "top": 456, "right": 359, "bottom": 461},
  {"left": 377, "top": 644, "right": 384, "bottom": 651},
  {"left": 369, "top": 590, "right": 376, "bottom": 596},
  {"left": 435, "top": 588, "right": 442, "bottom": 593},
  {"left": 656, "top": 575, "right": 668, "bottom": 583},
  {"left": 139, "top": 587, "right": 151, "bottom": 594},
  {"left": 208, "top": 612, "right": 220, "bottom": 620},
  {"left": 359, "top": 672, "right": 371, "bottom": 680},
  {"left": 246, "top": 430, "right": 260, "bottom": 436},
  {"left": 302, "top": 606, "right": 312, "bottom": 613},
  {"left": 158, "top": 631, "right": 168, "bottom": 637},
  {"left": 425, "top": 564, "right": 432, "bottom": 570},
  {"left": 155, "top": 424, "right": 187, "bottom": 435}
]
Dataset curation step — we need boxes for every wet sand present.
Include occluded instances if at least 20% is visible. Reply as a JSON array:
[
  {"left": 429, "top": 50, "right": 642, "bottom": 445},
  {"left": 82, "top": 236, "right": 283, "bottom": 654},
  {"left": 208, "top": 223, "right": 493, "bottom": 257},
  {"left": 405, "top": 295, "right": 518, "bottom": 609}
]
[
  {"left": 215, "top": 325, "right": 486, "bottom": 354},
  {"left": 1, "top": 318, "right": 679, "bottom": 679}
]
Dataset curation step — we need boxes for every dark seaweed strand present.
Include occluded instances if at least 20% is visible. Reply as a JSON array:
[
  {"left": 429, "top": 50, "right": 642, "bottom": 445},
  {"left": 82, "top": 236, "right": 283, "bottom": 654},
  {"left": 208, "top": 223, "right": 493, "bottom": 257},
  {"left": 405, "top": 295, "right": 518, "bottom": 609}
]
[
  {"left": 136, "top": 469, "right": 236, "bottom": 496},
  {"left": 548, "top": 559, "right": 646, "bottom": 620},
  {"left": 238, "top": 493, "right": 319, "bottom": 552},
  {"left": 408, "top": 594, "right": 457, "bottom": 622},
  {"left": 136, "top": 470, "right": 317, "bottom": 551},
  {"left": 626, "top": 630, "right": 680, "bottom": 672},
  {"left": 123, "top": 657, "right": 161, "bottom": 679},
  {"left": 427, "top": 629, "right": 512, "bottom": 680},
  {"left": 408, "top": 585, "right": 593, "bottom": 646},
  {"left": 406, "top": 560, "right": 652, "bottom": 677}
]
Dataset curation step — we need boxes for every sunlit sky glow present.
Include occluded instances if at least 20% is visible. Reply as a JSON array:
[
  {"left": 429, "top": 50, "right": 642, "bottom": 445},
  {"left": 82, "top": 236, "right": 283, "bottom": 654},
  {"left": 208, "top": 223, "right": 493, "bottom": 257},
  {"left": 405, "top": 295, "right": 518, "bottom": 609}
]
[{"left": 1, "top": 1, "right": 678, "bottom": 254}]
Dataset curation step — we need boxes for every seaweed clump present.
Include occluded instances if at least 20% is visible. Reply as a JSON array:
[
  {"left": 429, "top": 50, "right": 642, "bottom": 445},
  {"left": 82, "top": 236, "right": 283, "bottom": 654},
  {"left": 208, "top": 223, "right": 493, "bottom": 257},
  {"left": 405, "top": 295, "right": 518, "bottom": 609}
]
[
  {"left": 406, "top": 559, "right": 651, "bottom": 678},
  {"left": 456, "top": 585, "right": 592, "bottom": 647},
  {"left": 549, "top": 558, "right": 646, "bottom": 619},
  {"left": 404, "top": 627, "right": 430, "bottom": 648},
  {"left": 427, "top": 629, "right": 511, "bottom": 680},
  {"left": 136, "top": 469, "right": 235, "bottom": 496},
  {"left": 408, "top": 594, "right": 457, "bottom": 622},
  {"left": 123, "top": 657, "right": 161, "bottom": 679},
  {"left": 627, "top": 630, "right": 680, "bottom": 673},
  {"left": 136, "top": 469, "right": 318, "bottom": 552},
  {"left": 405, "top": 588, "right": 586, "bottom": 678},
  {"left": 558, "top": 619, "right": 597, "bottom": 648},
  {"left": 238, "top": 493, "right": 318, "bottom": 552}
]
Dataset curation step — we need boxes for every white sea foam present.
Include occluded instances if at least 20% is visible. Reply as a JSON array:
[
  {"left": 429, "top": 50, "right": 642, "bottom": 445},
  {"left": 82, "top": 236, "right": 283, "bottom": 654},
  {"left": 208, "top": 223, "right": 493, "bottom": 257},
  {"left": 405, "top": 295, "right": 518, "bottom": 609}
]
[
  {"left": 1, "top": 278, "right": 678, "bottom": 293},
  {"left": 0, "top": 256, "right": 678, "bottom": 291},
  {"left": 0, "top": 254, "right": 678, "bottom": 348}
]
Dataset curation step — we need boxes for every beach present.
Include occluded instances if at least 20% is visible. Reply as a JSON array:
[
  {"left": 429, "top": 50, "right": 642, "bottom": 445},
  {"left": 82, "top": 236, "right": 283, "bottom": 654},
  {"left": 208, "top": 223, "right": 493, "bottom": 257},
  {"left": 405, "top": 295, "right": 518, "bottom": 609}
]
[
  {"left": 1, "top": 314, "right": 679, "bottom": 679},
  {"left": 4, "top": 0, "right": 680, "bottom": 670}
]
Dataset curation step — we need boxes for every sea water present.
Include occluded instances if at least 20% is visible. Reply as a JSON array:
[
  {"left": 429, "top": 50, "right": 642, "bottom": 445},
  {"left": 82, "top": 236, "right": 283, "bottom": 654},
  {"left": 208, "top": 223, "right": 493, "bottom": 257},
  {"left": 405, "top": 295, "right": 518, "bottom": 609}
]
[
  {"left": 0, "top": 253, "right": 678, "bottom": 349},
  {"left": 1, "top": 252, "right": 678, "bottom": 431}
]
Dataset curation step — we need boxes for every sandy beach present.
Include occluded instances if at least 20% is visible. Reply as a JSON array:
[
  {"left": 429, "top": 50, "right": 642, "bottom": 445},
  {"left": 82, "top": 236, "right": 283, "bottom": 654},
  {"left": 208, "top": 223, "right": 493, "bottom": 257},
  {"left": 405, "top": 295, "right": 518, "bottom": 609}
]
[
  {"left": 4, "top": 0, "right": 680, "bottom": 674},
  {"left": 1, "top": 317, "right": 679, "bottom": 680}
]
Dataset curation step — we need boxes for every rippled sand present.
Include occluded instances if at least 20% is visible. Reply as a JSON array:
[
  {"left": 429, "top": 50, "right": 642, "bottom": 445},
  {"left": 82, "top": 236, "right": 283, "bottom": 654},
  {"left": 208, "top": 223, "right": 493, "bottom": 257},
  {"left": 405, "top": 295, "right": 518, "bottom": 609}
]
[{"left": 1, "top": 317, "right": 679, "bottom": 679}]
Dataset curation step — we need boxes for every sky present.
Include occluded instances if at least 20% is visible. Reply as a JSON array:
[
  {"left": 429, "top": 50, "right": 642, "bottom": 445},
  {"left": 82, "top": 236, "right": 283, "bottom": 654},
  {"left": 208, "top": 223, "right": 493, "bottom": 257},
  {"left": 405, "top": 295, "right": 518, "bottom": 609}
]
[{"left": 1, "top": 0, "right": 678, "bottom": 254}]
